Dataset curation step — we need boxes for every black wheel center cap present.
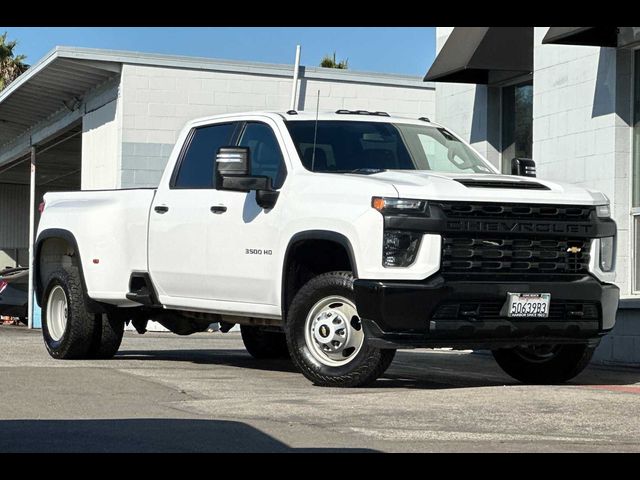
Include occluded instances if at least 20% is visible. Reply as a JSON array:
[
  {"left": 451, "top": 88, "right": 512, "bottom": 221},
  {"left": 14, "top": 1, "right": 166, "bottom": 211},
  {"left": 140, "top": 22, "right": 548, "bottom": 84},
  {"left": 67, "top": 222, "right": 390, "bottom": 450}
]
[{"left": 319, "top": 325, "right": 330, "bottom": 338}]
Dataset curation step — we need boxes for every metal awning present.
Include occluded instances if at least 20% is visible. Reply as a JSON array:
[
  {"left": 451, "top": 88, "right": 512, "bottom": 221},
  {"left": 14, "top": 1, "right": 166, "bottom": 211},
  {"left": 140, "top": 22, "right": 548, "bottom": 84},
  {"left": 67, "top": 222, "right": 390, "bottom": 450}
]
[
  {"left": 0, "top": 50, "right": 120, "bottom": 149},
  {"left": 424, "top": 27, "right": 533, "bottom": 85},
  {"left": 542, "top": 27, "right": 619, "bottom": 47}
]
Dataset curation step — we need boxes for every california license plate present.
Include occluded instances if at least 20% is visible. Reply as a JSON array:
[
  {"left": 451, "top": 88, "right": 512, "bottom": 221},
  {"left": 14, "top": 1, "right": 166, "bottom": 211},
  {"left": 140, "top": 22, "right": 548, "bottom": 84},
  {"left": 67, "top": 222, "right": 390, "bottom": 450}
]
[{"left": 505, "top": 293, "right": 551, "bottom": 318}]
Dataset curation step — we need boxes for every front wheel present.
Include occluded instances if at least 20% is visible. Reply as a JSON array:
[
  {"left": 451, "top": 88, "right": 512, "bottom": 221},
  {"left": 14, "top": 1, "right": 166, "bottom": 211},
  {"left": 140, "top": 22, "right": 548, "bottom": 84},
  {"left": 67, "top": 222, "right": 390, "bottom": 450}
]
[
  {"left": 492, "top": 343, "right": 596, "bottom": 384},
  {"left": 285, "top": 271, "right": 395, "bottom": 387}
]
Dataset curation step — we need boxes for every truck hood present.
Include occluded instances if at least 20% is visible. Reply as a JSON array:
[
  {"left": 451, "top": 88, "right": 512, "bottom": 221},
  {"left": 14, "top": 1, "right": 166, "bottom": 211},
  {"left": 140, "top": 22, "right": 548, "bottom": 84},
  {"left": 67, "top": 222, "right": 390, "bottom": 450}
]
[{"left": 362, "top": 170, "right": 608, "bottom": 205}]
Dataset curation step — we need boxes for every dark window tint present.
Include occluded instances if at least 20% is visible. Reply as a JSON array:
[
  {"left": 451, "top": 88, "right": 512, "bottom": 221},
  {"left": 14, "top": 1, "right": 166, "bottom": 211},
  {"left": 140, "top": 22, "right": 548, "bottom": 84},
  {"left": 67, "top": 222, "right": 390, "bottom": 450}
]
[
  {"left": 174, "top": 123, "right": 236, "bottom": 188},
  {"left": 238, "top": 122, "right": 287, "bottom": 188},
  {"left": 285, "top": 121, "right": 414, "bottom": 172},
  {"left": 501, "top": 82, "right": 533, "bottom": 173}
]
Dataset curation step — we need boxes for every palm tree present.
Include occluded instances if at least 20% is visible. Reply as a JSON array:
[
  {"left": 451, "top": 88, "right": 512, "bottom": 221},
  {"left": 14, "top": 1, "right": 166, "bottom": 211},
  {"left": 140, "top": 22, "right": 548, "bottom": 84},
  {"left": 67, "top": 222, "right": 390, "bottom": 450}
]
[
  {"left": 0, "top": 32, "right": 28, "bottom": 91},
  {"left": 320, "top": 52, "right": 348, "bottom": 69}
]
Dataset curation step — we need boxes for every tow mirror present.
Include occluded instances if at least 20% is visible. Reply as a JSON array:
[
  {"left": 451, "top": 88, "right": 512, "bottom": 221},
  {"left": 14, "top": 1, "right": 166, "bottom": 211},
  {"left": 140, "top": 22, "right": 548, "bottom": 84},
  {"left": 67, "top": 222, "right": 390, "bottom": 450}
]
[
  {"left": 511, "top": 157, "right": 536, "bottom": 177},
  {"left": 216, "top": 146, "right": 250, "bottom": 177},
  {"left": 214, "top": 146, "right": 280, "bottom": 209}
]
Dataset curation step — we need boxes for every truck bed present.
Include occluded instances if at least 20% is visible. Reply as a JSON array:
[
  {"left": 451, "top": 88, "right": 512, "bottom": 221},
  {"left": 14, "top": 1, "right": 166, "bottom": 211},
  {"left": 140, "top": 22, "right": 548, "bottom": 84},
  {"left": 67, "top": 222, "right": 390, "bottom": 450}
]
[{"left": 37, "top": 189, "right": 157, "bottom": 305}]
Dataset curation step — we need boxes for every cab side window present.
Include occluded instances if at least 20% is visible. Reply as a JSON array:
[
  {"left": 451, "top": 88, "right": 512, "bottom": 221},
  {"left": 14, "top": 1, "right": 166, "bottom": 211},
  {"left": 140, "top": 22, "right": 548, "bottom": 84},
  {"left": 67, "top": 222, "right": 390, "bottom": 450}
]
[
  {"left": 237, "top": 122, "right": 287, "bottom": 188},
  {"left": 174, "top": 123, "right": 236, "bottom": 189}
]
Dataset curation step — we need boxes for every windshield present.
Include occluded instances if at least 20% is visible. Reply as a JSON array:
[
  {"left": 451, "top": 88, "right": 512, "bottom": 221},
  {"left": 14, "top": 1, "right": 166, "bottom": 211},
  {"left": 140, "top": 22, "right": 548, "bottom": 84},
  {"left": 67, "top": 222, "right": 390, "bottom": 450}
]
[{"left": 285, "top": 120, "right": 495, "bottom": 174}]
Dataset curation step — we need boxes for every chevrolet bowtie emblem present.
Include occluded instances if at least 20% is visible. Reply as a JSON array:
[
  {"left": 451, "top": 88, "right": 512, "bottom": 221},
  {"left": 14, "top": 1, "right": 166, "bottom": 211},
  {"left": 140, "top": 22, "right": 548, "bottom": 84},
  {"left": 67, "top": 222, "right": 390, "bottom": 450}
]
[{"left": 567, "top": 246, "right": 582, "bottom": 254}]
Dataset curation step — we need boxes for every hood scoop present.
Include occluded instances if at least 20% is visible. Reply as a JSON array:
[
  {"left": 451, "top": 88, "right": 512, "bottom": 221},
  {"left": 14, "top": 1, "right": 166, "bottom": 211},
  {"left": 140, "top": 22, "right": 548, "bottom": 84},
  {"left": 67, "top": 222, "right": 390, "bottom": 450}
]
[{"left": 454, "top": 178, "right": 550, "bottom": 190}]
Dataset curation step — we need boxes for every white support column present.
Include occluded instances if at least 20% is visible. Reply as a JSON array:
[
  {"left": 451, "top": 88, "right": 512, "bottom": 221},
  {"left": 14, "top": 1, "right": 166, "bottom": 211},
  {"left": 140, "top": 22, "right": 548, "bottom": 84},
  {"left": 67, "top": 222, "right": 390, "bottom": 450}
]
[
  {"left": 289, "top": 45, "right": 301, "bottom": 111},
  {"left": 27, "top": 146, "right": 36, "bottom": 329}
]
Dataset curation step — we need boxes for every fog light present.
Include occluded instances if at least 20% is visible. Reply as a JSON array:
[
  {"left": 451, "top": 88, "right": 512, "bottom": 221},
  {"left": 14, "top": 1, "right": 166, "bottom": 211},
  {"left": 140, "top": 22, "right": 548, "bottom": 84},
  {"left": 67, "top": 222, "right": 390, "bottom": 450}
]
[
  {"left": 599, "top": 236, "right": 615, "bottom": 272},
  {"left": 383, "top": 230, "right": 422, "bottom": 267}
]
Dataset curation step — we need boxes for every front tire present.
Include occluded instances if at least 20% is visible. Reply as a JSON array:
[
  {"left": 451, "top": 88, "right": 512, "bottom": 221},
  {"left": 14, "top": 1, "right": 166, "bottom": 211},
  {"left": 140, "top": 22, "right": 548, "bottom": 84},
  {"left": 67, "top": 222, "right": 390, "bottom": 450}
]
[
  {"left": 42, "top": 268, "right": 96, "bottom": 359},
  {"left": 241, "top": 325, "right": 290, "bottom": 359},
  {"left": 285, "top": 271, "right": 395, "bottom": 387},
  {"left": 492, "top": 343, "right": 596, "bottom": 384}
]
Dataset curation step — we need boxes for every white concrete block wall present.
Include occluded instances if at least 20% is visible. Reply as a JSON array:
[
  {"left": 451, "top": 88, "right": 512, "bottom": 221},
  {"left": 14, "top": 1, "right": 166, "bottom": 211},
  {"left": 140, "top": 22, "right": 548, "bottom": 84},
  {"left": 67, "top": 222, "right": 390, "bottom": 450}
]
[
  {"left": 81, "top": 98, "right": 122, "bottom": 190},
  {"left": 298, "top": 79, "right": 434, "bottom": 118},
  {"left": 533, "top": 27, "right": 632, "bottom": 295},
  {"left": 119, "top": 64, "right": 435, "bottom": 188}
]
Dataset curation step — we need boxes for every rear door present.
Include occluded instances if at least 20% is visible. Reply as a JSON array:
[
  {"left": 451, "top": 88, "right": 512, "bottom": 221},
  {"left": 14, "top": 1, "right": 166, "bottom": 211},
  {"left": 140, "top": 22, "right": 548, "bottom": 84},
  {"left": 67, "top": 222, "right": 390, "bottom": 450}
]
[{"left": 148, "top": 121, "right": 238, "bottom": 300}]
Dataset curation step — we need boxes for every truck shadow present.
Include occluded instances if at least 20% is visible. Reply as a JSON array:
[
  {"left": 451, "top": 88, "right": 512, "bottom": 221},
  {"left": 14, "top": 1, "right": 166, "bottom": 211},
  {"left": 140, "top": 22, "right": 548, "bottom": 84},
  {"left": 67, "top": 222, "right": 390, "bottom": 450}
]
[
  {"left": 0, "top": 418, "right": 378, "bottom": 452},
  {"left": 114, "top": 348, "right": 640, "bottom": 390},
  {"left": 116, "top": 348, "right": 299, "bottom": 373}
]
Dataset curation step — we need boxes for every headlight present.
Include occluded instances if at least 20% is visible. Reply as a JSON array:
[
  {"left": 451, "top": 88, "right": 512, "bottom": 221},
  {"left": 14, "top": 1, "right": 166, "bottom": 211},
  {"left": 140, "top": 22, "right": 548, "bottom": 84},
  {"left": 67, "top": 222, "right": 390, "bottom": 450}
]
[
  {"left": 372, "top": 197, "right": 428, "bottom": 215},
  {"left": 596, "top": 204, "right": 610, "bottom": 218},
  {"left": 383, "top": 230, "right": 422, "bottom": 267},
  {"left": 599, "top": 236, "right": 615, "bottom": 272}
]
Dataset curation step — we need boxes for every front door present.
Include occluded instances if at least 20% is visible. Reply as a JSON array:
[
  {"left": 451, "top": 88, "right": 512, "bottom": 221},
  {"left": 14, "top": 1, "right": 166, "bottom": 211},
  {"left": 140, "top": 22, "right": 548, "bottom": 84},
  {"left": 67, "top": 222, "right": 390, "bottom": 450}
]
[{"left": 206, "top": 120, "right": 289, "bottom": 307}]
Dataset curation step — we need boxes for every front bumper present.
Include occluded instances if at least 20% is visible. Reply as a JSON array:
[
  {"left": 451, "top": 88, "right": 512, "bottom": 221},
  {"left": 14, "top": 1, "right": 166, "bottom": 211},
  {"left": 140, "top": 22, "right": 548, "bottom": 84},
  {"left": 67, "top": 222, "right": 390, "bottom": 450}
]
[{"left": 354, "top": 275, "right": 619, "bottom": 350}]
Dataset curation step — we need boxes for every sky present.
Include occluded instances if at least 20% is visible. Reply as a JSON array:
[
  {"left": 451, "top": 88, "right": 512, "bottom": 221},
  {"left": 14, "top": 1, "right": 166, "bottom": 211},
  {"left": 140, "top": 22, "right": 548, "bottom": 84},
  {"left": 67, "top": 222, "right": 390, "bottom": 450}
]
[{"left": 0, "top": 27, "right": 436, "bottom": 77}]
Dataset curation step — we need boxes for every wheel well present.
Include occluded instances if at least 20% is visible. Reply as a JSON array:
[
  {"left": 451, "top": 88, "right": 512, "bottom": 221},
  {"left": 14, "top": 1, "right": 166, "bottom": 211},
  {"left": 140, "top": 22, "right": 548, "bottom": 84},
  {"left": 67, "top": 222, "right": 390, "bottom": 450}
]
[
  {"left": 282, "top": 238, "right": 353, "bottom": 320},
  {"left": 36, "top": 237, "right": 79, "bottom": 304},
  {"left": 34, "top": 231, "right": 91, "bottom": 306}
]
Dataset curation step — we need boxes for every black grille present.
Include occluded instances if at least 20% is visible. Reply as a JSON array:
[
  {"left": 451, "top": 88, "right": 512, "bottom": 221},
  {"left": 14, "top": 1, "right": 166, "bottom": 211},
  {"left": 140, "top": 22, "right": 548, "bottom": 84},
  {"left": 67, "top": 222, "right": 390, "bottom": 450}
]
[
  {"left": 433, "top": 302, "right": 599, "bottom": 321},
  {"left": 442, "top": 237, "right": 590, "bottom": 275},
  {"left": 434, "top": 202, "right": 593, "bottom": 221},
  {"left": 454, "top": 179, "right": 550, "bottom": 190}
]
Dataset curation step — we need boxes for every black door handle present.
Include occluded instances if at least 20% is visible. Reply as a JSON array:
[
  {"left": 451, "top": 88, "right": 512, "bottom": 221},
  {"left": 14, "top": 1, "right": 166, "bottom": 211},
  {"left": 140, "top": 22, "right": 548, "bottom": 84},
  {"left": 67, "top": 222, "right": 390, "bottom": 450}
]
[
  {"left": 210, "top": 206, "right": 227, "bottom": 214},
  {"left": 154, "top": 206, "right": 169, "bottom": 214}
]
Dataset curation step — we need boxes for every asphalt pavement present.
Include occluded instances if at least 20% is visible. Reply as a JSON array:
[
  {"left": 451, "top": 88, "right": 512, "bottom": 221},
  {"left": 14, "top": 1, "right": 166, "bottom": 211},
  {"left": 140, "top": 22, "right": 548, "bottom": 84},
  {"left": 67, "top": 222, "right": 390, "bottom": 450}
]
[{"left": 1, "top": 325, "right": 639, "bottom": 452}]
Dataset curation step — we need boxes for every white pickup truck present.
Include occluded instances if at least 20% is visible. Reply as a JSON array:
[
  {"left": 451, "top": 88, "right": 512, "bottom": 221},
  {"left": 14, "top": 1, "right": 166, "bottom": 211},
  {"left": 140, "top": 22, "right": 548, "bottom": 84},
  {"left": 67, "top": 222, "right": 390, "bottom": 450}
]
[{"left": 35, "top": 110, "right": 619, "bottom": 387}]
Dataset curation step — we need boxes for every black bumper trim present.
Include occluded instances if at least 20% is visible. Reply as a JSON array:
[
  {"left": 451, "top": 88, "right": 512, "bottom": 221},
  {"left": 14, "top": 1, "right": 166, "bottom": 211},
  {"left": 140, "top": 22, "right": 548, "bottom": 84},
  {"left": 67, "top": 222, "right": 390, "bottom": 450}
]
[{"left": 354, "top": 275, "right": 619, "bottom": 349}]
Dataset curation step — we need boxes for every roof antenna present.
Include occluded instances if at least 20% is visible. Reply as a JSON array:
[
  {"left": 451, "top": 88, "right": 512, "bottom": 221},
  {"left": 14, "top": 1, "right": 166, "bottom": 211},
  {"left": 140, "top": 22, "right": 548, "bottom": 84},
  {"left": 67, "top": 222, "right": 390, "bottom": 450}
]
[{"left": 311, "top": 90, "right": 320, "bottom": 172}]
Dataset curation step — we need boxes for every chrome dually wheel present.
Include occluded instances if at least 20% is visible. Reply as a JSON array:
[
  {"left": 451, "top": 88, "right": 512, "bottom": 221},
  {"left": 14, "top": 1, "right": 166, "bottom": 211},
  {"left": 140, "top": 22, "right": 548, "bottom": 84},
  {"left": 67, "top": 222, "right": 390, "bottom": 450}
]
[
  {"left": 304, "top": 295, "right": 364, "bottom": 367},
  {"left": 285, "top": 271, "right": 396, "bottom": 387}
]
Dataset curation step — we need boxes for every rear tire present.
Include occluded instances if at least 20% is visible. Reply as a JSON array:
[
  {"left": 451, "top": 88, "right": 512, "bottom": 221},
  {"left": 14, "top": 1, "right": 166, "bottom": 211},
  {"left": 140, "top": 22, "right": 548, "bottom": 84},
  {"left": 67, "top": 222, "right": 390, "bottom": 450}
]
[
  {"left": 492, "top": 343, "right": 596, "bottom": 384},
  {"left": 86, "top": 311, "right": 125, "bottom": 359},
  {"left": 42, "top": 268, "right": 95, "bottom": 359},
  {"left": 241, "top": 325, "right": 290, "bottom": 359},
  {"left": 285, "top": 271, "right": 395, "bottom": 387}
]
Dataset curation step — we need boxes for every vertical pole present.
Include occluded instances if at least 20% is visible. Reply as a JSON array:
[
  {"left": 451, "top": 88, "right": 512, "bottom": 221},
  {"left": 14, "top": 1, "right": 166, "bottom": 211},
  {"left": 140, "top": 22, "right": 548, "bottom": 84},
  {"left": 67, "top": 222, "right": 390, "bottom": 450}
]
[
  {"left": 290, "top": 45, "right": 301, "bottom": 111},
  {"left": 27, "top": 146, "right": 36, "bottom": 329}
]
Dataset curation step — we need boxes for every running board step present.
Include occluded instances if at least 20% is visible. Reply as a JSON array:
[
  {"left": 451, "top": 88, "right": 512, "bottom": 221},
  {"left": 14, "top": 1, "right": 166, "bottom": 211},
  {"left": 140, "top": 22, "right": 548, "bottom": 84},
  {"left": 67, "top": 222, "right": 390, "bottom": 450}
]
[
  {"left": 127, "top": 272, "right": 160, "bottom": 306},
  {"left": 126, "top": 291, "right": 155, "bottom": 306}
]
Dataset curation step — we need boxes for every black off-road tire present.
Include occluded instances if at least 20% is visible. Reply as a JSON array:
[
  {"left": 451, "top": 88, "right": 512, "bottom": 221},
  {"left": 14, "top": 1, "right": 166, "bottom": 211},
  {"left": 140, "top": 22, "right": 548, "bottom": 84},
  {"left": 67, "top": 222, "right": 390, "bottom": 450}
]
[
  {"left": 42, "top": 268, "right": 96, "bottom": 359},
  {"left": 492, "top": 343, "right": 596, "bottom": 384},
  {"left": 285, "top": 271, "right": 396, "bottom": 387},
  {"left": 241, "top": 325, "right": 290, "bottom": 359},
  {"left": 86, "top": 311, "right": 125, "bottom": 359}
]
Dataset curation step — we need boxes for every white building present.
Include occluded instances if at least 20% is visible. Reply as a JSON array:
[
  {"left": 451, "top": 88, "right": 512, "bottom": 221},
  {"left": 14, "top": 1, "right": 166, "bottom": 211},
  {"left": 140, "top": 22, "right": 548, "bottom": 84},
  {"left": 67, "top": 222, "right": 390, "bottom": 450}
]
[{"left": 0, "top": 46, "right": 435, "bottom": 271}]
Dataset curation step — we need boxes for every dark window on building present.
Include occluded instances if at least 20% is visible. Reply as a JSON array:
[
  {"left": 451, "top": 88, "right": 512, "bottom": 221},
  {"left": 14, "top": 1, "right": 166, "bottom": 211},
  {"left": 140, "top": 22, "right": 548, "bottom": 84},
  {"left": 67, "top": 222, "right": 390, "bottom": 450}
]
[
  {"left": 173, "top": 123, "right": 236, "bottom": 189},
  {"left": 632, "top": 50, "right": 640, "bottom": 292},
  {"left": 501, "top": 82, "right": 533, "bottom": 173},
  {"left": 237, "top": 122, "right": 287, "bottom": 188},
  {"left": 633, "top": 50, "right": 640, "bottom": 208}
]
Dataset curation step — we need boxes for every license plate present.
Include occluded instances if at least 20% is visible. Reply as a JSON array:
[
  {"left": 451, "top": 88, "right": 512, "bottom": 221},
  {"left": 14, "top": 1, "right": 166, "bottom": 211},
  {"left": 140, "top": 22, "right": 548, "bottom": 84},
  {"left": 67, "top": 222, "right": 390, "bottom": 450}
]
[{"left": 505, "top": 293, "right": 550, "bottom": 318}]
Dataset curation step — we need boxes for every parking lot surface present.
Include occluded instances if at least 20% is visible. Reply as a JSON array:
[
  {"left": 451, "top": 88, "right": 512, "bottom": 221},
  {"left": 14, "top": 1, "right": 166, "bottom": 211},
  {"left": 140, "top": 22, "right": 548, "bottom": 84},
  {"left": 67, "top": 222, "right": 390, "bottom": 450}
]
[{"left": 1, "top": 325, "right": 639, "bottom": 452}]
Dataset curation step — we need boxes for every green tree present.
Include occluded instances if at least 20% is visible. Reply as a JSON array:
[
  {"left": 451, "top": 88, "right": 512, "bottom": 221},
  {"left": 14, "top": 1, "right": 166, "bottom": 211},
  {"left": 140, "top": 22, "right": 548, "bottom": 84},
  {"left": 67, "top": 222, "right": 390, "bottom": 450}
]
[
  {"left": 0, "top": 32, "right": 28, "bottom": 91},
  {"left": 320, "top": 51, "right": 348, "bottom": 69}
]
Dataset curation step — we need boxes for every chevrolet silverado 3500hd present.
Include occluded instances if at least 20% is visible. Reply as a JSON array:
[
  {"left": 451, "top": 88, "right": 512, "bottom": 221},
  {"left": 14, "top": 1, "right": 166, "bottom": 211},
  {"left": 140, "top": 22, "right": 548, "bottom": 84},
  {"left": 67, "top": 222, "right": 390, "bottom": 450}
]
[{"left": 35, "top": 110, "right": 619, "bottom": 387}]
